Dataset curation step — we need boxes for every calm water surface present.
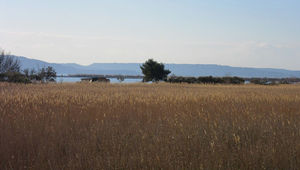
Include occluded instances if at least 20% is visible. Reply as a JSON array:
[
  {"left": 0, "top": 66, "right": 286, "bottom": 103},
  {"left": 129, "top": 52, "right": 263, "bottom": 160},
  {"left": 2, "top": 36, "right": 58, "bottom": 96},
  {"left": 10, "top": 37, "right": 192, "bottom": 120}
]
[{"left": 57, "top": 77, "right": 143, "bottom": 83}]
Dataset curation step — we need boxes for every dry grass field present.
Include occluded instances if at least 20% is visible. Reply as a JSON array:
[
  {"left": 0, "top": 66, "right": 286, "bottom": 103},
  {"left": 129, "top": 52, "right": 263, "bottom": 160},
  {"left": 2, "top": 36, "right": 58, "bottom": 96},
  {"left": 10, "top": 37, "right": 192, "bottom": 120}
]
[{"left": 1, "top": 82, "right": 300, "bottom": 169}]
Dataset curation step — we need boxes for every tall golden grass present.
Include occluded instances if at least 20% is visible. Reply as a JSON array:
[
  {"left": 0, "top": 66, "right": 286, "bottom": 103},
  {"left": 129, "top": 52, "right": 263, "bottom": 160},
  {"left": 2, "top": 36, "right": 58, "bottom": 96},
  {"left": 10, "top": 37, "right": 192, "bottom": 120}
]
[{"left": 1, "top": 82, "right": 300, "bottom": 169}]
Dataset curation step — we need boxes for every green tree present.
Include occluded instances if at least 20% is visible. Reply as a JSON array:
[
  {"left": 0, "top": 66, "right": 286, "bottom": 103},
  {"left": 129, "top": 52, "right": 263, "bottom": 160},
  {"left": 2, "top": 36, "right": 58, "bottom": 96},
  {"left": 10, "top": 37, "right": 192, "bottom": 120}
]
[{"left": 140, "top": 59, "right": 171, "bottom": 82}]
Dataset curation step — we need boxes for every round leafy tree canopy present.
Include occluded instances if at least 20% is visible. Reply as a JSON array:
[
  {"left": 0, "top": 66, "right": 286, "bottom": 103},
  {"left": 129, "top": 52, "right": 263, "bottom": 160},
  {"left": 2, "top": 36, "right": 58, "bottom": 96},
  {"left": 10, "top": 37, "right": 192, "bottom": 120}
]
[{"left": 140, "top": 59, "right": 171, "bottom": 82}]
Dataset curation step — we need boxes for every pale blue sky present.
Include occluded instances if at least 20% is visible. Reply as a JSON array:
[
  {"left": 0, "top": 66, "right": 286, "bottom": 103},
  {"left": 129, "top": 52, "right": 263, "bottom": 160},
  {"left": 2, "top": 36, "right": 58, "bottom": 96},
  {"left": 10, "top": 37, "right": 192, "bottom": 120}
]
[{"left": 0, "top": 0, "right": 299, "bottom": 70}]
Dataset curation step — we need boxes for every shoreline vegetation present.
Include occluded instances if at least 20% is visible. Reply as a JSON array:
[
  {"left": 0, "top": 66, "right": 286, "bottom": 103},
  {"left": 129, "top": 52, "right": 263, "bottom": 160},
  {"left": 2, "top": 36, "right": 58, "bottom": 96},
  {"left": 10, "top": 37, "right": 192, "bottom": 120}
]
[
  {"left": 1, "top": 83, "right": 300, "bottom": 169},
  {"left": 60, "top": 74, "right": 300, "bottom": 83},
  {"left": 57, "top": 75, "right": 300, "bottom": 85},
  {"left": 3, "top": 73, "right": 300, "bottom": 85}
]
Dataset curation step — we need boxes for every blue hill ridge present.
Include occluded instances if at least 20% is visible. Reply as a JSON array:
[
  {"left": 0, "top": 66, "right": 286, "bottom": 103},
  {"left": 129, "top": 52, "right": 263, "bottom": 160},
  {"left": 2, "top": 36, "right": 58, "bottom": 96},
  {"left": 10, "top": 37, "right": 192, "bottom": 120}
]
[{"left": 16, "top": 56, "right": 300, "bottom": 78}]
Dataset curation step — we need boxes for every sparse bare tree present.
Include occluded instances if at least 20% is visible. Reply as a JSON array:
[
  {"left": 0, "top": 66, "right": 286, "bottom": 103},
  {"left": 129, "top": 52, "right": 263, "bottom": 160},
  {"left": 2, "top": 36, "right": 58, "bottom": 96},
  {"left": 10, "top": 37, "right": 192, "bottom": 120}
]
[{"left": 0, "top": 50, "right": 21, "bottom": 73}]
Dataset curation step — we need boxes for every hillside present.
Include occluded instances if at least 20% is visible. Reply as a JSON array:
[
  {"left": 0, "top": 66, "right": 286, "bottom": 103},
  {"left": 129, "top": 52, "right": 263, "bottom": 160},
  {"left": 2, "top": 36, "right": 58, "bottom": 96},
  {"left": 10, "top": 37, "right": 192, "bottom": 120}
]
[{"left": 16, "top": 56, "right": 300, "bottom": 78}]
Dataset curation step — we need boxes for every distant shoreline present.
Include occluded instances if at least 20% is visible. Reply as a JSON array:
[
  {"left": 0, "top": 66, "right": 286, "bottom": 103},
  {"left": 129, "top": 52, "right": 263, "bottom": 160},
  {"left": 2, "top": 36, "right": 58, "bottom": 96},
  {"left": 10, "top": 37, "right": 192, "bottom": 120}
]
[{"left": 57, "top": 74, "right": 144, "bottom": 79}]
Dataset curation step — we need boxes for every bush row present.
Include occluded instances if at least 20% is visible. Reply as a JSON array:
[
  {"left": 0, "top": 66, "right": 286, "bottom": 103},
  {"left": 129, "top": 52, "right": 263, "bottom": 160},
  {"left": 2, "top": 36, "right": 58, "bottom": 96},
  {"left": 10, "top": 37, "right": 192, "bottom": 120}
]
[
  {"left": 0, "top": 66, "right": 57, "bottom": 83},
  {"left": 0, "top": 72, "right": 31, "bottom": 83},
  {"left": 166, "top": 76, "right": 245, "bottom": 84}
]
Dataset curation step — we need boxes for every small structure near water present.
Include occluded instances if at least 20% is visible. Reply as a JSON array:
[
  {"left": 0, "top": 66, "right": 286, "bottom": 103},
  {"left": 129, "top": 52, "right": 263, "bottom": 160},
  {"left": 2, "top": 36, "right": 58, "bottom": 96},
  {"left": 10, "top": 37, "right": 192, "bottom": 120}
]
[{"left": 81, "top": 77, "right": 110, "bottom": 83}]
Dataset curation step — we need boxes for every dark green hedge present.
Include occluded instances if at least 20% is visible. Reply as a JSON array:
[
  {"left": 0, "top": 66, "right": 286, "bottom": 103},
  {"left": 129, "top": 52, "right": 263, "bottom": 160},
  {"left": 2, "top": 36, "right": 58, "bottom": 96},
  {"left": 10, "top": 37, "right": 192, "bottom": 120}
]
[{"left": 166, "top": 76, "right": 245, "bottom": 84}]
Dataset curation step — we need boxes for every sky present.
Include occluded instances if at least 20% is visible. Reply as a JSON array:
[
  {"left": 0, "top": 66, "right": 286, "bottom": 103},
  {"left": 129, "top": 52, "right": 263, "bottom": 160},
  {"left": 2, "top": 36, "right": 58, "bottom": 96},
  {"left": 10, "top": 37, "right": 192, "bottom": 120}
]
[{"left": 0, "top": 0, "right": 300, "bottom": 70}]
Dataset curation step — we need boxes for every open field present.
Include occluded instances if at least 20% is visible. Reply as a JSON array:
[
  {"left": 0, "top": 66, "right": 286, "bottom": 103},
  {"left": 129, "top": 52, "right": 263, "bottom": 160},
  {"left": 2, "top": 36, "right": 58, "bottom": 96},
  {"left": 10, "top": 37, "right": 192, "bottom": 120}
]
[{"left": 1, "top": 83, "right": 300, "bottom": 169}]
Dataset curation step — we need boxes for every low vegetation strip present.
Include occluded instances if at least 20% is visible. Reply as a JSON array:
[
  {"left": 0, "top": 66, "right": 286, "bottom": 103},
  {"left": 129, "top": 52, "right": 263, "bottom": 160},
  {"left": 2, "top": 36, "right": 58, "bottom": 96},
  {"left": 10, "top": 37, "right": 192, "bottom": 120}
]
[
  {"left": 1, "top": 83, "right": 300, "bottom": 169},
  {"left": 166, "top": 76, "right": 245, "bottom": 84}
]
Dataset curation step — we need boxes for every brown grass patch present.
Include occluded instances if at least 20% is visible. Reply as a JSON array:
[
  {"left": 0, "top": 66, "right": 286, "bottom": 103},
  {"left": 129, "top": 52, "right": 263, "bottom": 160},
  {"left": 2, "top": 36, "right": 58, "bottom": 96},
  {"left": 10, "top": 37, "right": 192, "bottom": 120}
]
[{"left": 1, "top": 83, "right": 300, "bottom": 169}]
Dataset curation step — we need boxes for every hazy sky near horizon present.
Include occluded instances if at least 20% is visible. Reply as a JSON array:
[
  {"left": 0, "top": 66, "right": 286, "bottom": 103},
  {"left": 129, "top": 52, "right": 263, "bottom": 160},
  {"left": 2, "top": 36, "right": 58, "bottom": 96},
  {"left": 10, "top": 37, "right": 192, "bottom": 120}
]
[{"left": 0, "top": 0, "right": 300, "bottom": 70}]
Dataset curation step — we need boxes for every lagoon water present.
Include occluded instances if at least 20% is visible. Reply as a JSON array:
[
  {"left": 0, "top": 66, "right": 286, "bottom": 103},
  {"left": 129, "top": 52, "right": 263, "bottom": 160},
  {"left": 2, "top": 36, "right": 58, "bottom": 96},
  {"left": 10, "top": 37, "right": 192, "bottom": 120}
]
[{"left": 57, "top": 77, "right": 143, "bottom": 83}]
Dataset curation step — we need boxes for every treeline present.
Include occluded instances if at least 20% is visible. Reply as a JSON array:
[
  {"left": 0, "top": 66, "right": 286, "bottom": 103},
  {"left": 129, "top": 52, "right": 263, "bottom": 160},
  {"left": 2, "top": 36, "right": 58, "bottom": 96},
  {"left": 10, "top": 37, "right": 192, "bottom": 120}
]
[
  {"left": 166, "top": 76, "right": 245, "bottom": 84},
  {"left": 166, "top": 76, "right": 300, "bottom": 85},
  {"left": 247, "top": 78, "right": 300, "bottom": 85},
  {"left": 0, "top": 50, "right": 56, "bottom": 83}
]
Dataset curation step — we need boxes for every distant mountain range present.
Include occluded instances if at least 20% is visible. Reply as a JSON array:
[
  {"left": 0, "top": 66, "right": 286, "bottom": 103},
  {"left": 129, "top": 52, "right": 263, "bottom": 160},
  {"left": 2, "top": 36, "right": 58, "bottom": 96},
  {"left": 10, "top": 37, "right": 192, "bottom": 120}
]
[{"left": 16, "top": 56, "right": 300, "bottom": 78}]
